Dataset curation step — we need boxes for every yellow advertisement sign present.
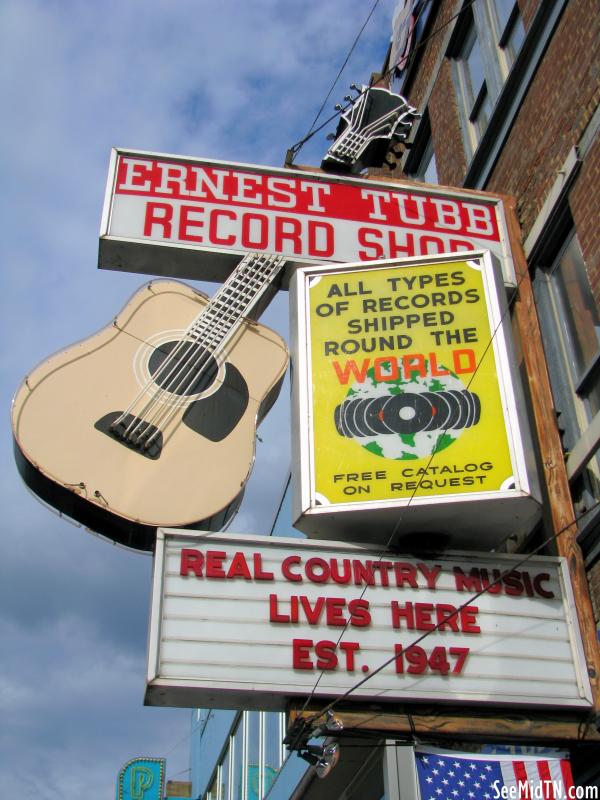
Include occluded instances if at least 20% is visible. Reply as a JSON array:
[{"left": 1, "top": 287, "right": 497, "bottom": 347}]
[{"left": 308, "top": 257, "right": 514, "bottom": 506}]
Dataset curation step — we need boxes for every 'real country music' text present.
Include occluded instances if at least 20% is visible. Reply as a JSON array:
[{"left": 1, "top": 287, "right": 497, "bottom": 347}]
[{"left": 179, "top": 547, "right": 554, "bottom": 676}]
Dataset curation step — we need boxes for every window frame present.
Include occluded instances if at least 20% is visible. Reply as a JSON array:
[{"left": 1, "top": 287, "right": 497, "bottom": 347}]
[
  {"left": 533, "top": 224, "right": 600, "bottom": 543},
  {"left": 448, "top": 0, "right": 525, "bottom": 159},
  {"left": 405, "top": 109, "right": 438, "bottom": 184}
]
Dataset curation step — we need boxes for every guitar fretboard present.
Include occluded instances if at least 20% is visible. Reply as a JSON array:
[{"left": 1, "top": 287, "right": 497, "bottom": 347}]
[
  {"left": 332, "top": 130, "right": 369, "bottom": 161},
  {"left": 187, "top": 252, "right": 286, "bottom": 353}
]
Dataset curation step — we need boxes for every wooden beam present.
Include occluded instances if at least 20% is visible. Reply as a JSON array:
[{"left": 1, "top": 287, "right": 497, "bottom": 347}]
[
  {"left": 282, "top": 172, "right": 600, "bottom": 738},
  {"left": 503, "top": 196, "right": 600, "bottom": 713},
  {"left": 289, "top": 705, "right": 600, "bottom": 744}
]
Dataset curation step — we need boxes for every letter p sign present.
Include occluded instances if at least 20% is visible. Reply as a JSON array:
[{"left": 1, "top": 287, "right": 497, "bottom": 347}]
[
  {"left": 131, "top": 766, "right": 154, "bottom": 799},
  {"left": 117, "top": 757, "right": 165, "bottom": 800}
]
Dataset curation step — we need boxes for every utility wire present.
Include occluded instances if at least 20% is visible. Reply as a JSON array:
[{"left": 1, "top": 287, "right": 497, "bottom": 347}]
[
  {"left": 296, "top": 261, "right": 528, "bottom": 717},
  {"left": 269, "top": 471, "right": 292, "bottom": 537},
  {"left": 290, "top": 0, "right": 383, "bottom": 164},
  {"left": 302, "top": 497, "right": 599, "bottom": 728},
  {"left": 287, "top": 0, "right": 479, "bottom": 163},
  {"left": 286, "top": 260, "right": 597, "bottom": 753}
]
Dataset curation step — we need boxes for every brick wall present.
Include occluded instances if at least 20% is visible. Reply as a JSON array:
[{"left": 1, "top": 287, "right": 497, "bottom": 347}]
[
  {"left": 587, "top": 558, "right": 600, "bottom": 626},
  {"left": 486, "top": 0, "right": 600, "bottom": 243},
  {"left": 399, "top": 0, "right": 598, "bottom": 296},
  {"left": 518, "top": 0, "right": 542, "bottom": 31},
  {"left": 392, "top": 0, "right": 600, "bottom": 607},
  {"left": 404, "top": 1, "right": 459, "bottom": 111},
  {"left": 429, "top": 60, "right": 467, "bottom": 186},
  {"left": 571, "top": 132, "right": 600, "bottom": 305}
]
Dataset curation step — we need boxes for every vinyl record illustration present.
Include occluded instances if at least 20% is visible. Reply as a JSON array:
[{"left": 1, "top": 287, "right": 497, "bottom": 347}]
[{"left": 333, "top": 360, "right": 481, "bottom": 461}]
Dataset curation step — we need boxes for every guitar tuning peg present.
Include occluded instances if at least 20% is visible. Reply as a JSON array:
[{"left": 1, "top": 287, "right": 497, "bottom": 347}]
[
  {"left": 334, "top": 103, "right": 343, "bottom": 111},
  {"left": 350, "top": 83, "right": 360, "bottom": 92},
  {"left": 326, "top": 133, "right": 336, "bottom": 141},
  {"left": 344, "top": 95, "right": 354, "bottom": 102}
]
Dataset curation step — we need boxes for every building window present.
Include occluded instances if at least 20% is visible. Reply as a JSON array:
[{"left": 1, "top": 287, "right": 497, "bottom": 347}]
[
  {"left": 534, "top": 230, "right": 600, "bottom": 505},
  {"left": 202, "top": 711, "right": 285, "bottom": 800},
  {"left": 247, "top": 712, "right": 261, "bottom": 800},
  {"left": 406, "top": 110, "right": 438, "bottom": 184},
  {"left": 263, "top": 712, "right": 283, "bottom": 794},
  {"left": 451, "top": 11, "right": 493, "bottom": 154},
  {"left": 232, "top": 719, "right": 244, "bottom": 800},
  {"left": 449, "top": 1, "right": 525, "bottom": 157},
  {"left": 552, "top": 236, "right": 600, "bottom": 416},
  {"left": 490, "top": 0, "right": 526, "bottom": 72},
  {"left": 207, "top": 771, "right": 219, "bottom": 800},
  {"left": 220, "top": 747, "right": 231, "bottom": 800}
]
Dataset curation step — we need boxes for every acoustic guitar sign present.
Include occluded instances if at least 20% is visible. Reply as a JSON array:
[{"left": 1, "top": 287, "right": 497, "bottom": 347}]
[{"left": 290, "top": 251, "right": 541, "bottom": 548}]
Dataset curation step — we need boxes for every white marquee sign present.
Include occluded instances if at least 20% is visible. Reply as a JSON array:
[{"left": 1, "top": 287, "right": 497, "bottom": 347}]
[{"left": 145, "top": 531, "right": 591, "bottom": 711}]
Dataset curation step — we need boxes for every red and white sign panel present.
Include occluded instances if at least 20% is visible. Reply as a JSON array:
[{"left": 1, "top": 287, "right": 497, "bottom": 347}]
[
  {"left": 145, "top": 531, "right": 591, "bottom": 711},
  {"left": 100, "top": 149, "right": 516, "bottom": 287}
]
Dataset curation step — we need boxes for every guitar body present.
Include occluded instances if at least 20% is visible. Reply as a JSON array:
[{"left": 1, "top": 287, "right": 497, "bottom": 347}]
[{"left": 12, "top": 280, "right": 289, "bottom": 551}]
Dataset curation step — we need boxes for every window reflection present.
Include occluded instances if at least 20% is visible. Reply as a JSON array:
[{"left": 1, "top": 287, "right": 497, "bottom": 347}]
[
  {"left": 247, "top": 712, "right": 261, "bottom": 800},
  {"left": 203, "top": 711, "right": 285, "bottom": 800},
  {"left": 232, "top": 720, "right": 244, "bottom": 800},
  {"left": 263, "top": 713, "right": 283, "bottom": 795},
  {"left": 220, "top": 747, "right": 230, "bottom": 800},
  {"left": 453, "top": 19, "right": 491, "bottom": 152},
  {"left": 493, "top": 0, "right": 525, "bottom": 69},
  {"left": 451, "top": 1, "right": 526, "bottom": 157},
  {"left": 207, "top": 771, "right": 219, "bottom": 800},
  {"left": 551, "top": 234, "right": 600, "bottom": 415}
]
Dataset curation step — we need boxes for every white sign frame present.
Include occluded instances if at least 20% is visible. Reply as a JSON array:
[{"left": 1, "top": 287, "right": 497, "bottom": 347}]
[
  {"left": 145, "top": 530, "right": 592, "bottom": 712},
  {"left": 289, "top": 250, "right": 540, "bottom": 547}
]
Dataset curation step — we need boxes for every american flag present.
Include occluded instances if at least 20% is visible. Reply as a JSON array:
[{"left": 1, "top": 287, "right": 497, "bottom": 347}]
[{"left": 415, "top": 748, "right": 575, "bottom": 800}]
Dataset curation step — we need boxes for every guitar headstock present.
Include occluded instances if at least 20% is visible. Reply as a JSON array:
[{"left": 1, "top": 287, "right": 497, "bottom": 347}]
[{"left": 321, "top": 84, "right": 420, "bottom": 174}]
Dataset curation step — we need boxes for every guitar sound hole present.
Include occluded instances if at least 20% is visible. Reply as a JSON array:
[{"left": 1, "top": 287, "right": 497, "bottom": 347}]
[{"left": 148, "top": 340, "right": 219, "bottom": 397}]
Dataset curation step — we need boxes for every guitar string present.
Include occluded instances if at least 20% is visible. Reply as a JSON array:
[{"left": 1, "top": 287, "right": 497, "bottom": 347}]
[
  {"left": 112, "top": 301, "right": 215, "bottom": 431},
  {"left": 136, "top": 255, "right": 284, "bottom": 446},
  {"left": 333, "top": 105, "right": 417, "bottom": 160},
  {"left": 118, "top": 254, "right": 284, "bottom": 448},
  {"left": 112, "top": 254, "right": 268, "bottom": 439},
  {"left": 119, "top": 255, "right": 272, "bottom": 443}
]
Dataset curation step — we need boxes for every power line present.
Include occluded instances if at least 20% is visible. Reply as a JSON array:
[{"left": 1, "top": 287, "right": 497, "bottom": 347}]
[
  {"left": 287, "top": 0, "right": 480, "bottom": 163},
  {"left": 289, "top": 0, "right": 384, "bottom": 165},
  {"left": 298, "top": 497, "right": 600, "bottom": 730},
  {"left": 295, "top": 262, "right": 528, "bottom": 717}
]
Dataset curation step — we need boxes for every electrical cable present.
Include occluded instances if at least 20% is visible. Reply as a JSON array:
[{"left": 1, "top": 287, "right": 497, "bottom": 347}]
[
  {"left": 303, "top": 0, "right": 383, "bottom": 142},
  {"left": 300, "top": 497, "right": 600, "bottom": 729},
  {"left": 268, "top": 471, "right": 292, "bottom": 537},
  {"left": 294, "top": 263, "right": 527, "bottom": 720},
  {"left": 290, "top": 0, "right": 380, "bottom": 164},
  {"left": 287, "top": 0, "right": 480, "bottom": 164},
  {"left": 284, "top": 260, "right": 599, "bottom": 755}
]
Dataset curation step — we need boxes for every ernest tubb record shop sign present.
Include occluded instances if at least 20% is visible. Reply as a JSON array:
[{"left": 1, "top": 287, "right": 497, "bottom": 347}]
[{"left": 99, "top": 148, "right": 517, "bottom": 288}]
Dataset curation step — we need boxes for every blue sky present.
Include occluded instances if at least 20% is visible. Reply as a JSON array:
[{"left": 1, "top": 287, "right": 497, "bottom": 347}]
[{"left": 0, "top": 1, "right": 394, "bottom": 796}]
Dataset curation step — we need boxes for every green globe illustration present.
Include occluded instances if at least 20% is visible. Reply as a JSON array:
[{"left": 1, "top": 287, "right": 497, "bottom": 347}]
[{"left": 334, "top": 360, "right": 480, "bottom": 461}]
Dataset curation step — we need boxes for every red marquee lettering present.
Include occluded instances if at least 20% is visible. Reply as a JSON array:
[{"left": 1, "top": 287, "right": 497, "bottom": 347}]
[{"left": 180, "top": 548, "right": 203, "bottom": 577}]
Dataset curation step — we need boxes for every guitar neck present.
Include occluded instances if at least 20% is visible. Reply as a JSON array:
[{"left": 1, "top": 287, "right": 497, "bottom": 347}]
[
  {"left": 188, "top": 252, "right": 286, "bottom": 351},
  {"left": 330, "top": 130, "right": 368, "bottom": 162}
]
